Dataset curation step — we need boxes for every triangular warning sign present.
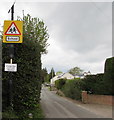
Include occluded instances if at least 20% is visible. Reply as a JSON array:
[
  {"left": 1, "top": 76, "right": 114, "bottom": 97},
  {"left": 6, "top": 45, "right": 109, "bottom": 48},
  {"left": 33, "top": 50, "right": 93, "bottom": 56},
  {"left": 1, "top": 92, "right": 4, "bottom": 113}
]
[{"left": 5, "top": 22, "right": 21, "bottom": 35}]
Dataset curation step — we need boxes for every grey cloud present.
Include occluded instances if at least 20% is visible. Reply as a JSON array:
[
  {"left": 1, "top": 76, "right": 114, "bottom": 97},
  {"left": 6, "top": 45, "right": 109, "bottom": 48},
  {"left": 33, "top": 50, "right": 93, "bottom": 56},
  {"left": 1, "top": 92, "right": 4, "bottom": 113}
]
[
  {"left": 46, "top": 2, "right": 111, "bottom": 54},
  {"left": 40, "top": 2, "right": 111, "bottom": 73}
]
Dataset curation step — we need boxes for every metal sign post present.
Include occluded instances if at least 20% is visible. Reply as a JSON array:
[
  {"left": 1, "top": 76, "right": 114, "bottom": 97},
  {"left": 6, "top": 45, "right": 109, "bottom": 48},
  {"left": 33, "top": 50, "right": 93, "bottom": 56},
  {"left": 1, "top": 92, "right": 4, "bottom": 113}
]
[
  {"left": 3, "top": 2, "right": 23, "bottom": 109},
  {"left": 8, "top": 3, "right": 14, "bottom": 109}
]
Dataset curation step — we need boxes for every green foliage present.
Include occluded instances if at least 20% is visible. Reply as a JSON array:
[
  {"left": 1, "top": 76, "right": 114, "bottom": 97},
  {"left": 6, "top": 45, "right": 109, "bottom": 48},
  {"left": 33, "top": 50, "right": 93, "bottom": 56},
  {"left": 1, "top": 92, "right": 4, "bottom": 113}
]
[
  {"left": 102, "top": 57, "right": 114, "bottom": 95},
  {"left": 2, "top": 104, "right": 44, "bottom": 119},
  {"left": 55, "top": 78, "right": 83, "bottom": 100},
  {"left": 2, "top": 14, "right": 49, "bottom": 118},
  {"left": 2, "top": 35, "right": 42, "bottom": 114},
  {"left": 93, "top": 74, "right": 104, "bottom": 94},
  {"left": 69, "top": 66, "right": 83, "bottom": 76},
  {"left": 82, "top": 74, "right": 104, "bottom": 94},
  {"left": 16, "top": 104, "right": 44, "bottom": 119},
  {"left": 48, "top": 68, "right": 55, "bottom": 82},
  {"left": 23, "top": 14, "right": 49, "bottom": 54},
  {"left": 82, "top": 56, "right": 113, "bottom": 95},
  {"left": 55, "top": 79, "right": 66, "bottom": 90},
  {"left": 56, "top": 71, "right": 63, "bottom": 76},
  {"left": 41, "top": 68, "right": 48, "bottom": 83},
  {"left": 55, "top": 57, "right": 113, "bottom": 101},
  {"left": 62, "top": 79, "right": 82, "bottom": 100},
  {"left": 44, "top": 74, "right": 50, "bottom": 83},
  {"left": 2, "top": 107, "right": 18, "bottom": 119}
]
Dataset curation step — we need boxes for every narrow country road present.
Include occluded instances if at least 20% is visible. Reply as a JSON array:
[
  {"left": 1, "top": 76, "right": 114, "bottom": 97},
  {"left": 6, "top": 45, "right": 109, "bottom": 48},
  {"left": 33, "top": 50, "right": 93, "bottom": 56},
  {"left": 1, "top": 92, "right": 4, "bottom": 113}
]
[{"left": 40, "top": 86, "right": 103, "bottom": 118}]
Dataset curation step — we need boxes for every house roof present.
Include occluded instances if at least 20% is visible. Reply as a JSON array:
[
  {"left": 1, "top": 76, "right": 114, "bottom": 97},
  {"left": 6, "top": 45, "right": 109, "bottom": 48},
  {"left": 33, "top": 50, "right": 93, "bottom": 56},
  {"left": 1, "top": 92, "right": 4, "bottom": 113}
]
[
  {"left": 59, "top": 72, "right": 74, "bottom": 79},
  {"left": 50, "top": 72, "right": 74, "bottom": 84}
]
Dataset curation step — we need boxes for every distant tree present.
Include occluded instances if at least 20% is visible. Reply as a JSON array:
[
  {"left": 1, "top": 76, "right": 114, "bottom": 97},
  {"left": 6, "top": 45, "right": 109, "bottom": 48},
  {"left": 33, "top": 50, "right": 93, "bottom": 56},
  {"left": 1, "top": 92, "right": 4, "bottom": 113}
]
[
  {"left": 41, "top": 68, "right": 48, "bottom": 83},
  {"left": 69, "top": 67, "right": 83, "bottom": 76},
  {"left": 49, "top": 68, "right": 55, "bottom": 82},
  {"left": 56, "top": 71, "right": 63, "bottom": 76}
]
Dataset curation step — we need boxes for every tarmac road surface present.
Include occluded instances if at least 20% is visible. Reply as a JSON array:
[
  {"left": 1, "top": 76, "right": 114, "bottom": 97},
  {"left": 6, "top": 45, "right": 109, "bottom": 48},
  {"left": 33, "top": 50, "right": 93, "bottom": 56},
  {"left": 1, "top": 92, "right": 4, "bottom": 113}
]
[{"left": 40, "top": 86, "right": 105, "bottom": 118}]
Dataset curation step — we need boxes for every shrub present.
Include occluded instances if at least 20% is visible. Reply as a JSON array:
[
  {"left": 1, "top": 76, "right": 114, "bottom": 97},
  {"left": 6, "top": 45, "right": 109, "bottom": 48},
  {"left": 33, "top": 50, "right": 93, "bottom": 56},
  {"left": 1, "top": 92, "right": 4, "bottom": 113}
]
[
  {"left": 62, "top": 79, "right": 83, "bottom": 100},
  {"left": 55, "top": 79, "right": 66, "bottom": 90}
]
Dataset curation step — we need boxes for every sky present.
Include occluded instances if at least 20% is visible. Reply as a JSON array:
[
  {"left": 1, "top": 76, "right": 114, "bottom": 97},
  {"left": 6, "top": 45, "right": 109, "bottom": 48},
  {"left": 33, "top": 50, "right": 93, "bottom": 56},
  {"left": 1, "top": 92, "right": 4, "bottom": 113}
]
[{"left": 0, "top": 0, "right": 112, "bottom": 74}]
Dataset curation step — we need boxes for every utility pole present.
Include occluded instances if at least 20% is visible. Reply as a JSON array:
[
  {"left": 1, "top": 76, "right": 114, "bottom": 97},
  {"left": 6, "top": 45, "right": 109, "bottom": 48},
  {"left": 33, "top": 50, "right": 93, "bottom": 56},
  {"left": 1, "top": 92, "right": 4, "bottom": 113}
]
[
  {"left": 8, "top": 3, "right": 15, "bottom": 109},
  {"left": 3, "top": 1, "right": 22, "bottom": 108}
]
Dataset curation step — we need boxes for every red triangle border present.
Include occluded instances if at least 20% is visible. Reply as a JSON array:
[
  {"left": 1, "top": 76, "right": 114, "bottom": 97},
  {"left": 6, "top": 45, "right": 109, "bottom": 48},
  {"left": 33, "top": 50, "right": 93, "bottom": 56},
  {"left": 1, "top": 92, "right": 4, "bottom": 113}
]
[{"left": 5, "top": 22, "right": 21, "bottom": 35}]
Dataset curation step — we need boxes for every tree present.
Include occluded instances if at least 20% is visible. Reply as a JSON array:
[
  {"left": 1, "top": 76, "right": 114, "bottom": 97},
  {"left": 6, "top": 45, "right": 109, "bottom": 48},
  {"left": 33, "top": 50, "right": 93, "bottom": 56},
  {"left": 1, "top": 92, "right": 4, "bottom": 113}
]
[
  {"left": 23, "top": 14, "right": 49, "bottom": 54},
  {"left": 41, "top": 68, "right": 48, "bottom": 83},
  {"left": 49, "top": 68, "right": 55, "bottom": 82},
  {"left": 69, "top": 67, "right": 83, "bottom": 76},
  {"left": 56, "top": 71, "right": 63, "bottom": 76}
]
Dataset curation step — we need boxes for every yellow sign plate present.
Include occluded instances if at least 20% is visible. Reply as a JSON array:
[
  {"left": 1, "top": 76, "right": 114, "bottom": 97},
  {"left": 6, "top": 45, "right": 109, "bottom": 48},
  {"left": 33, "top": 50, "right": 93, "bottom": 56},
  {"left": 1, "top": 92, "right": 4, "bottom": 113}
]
[{"left": 3, "top": 20, "right": 23, "bottom": 43}]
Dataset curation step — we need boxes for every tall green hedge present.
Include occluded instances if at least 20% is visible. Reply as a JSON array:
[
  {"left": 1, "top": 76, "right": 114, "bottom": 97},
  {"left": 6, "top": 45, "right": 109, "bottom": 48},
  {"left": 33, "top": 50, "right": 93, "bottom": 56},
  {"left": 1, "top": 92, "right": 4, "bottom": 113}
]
[
  {"left": 2, "top": 14, "right": 49, "bottom": 118},
  {"left": 103, "top": 57, "right": 114, "bottom": 95},
  {"left": 83, "top": 57, "right": 113, "bottom": 95},
  {"left": 82, "top": 74, "right": 104, "bottom": 94}
]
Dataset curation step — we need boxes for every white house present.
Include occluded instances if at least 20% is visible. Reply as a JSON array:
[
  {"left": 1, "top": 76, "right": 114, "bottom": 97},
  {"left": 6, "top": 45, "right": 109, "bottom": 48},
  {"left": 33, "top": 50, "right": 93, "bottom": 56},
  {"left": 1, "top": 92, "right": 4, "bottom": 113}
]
[
  {"left": 59, "top": 72, "right": 74, "bottom": 79},
  {"left": 74, "top": 71, "right": 91, "bottom": 79},
  {"left": 50, "top": 71, "right": 91, "bottom": 86},
  {"left": 50, "top": 75, "right": 60, "bottom": 85},
  {"left": 74, "top": 74, "right": 85, "bottom": 79},
  {"left": 50, "top": 72, "right": 74, "bottom": 85},
  {"left": 83, "top": 71, "right": 91, "bottom": 76}
]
